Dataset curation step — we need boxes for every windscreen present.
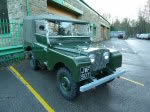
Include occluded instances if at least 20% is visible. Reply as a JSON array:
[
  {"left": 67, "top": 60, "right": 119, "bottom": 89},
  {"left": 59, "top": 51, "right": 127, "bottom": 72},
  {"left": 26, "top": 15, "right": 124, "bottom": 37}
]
[{"left": 47, "top": 21, "right": 90, "bottom": 37}]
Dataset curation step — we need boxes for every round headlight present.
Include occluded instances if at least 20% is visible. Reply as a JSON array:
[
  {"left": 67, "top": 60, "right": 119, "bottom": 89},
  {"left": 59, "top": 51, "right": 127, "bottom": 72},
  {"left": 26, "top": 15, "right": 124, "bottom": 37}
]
[
  {"left": 89, "top": 54, "right": 96, "bottom": 63},
  {"left": 103, "top": 52, "right": 109, "bottom": 60}
]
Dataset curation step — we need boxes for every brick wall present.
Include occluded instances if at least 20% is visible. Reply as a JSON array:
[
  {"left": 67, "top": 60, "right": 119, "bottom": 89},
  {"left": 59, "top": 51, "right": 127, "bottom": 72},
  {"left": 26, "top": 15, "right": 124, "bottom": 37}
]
[
  {"left": 64, "top": 0, "right": 110, "bottom": 41},
  {"left": 7, "top": 0, "right": 48, "bottom": 23},
  {"left": 30, "top": 0, "right": 48, "bottom": 15},
  {"left": 7, "top": 0, "right": 27, "bottom": 23},
  {"left": 6, "top": 0, "right": 110, "bottom": 41}
]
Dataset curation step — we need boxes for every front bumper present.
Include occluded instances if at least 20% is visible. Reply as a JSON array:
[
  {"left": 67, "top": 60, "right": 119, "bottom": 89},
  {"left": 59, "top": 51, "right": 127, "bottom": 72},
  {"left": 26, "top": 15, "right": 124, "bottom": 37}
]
[{"left": 80, "top": 69, "right": 126, "bottom": 92}]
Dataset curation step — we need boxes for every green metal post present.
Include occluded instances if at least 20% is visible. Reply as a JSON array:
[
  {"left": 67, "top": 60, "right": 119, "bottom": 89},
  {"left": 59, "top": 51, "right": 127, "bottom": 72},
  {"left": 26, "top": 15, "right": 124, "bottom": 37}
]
[
  {"left": 2, "top": 19, "right": 4, "bottom": 46},
  {"left": 26, "top": 0, "right": 31, "bottom": 16},
  {"left": 0, "top": 19, "right": 24, "bottom": 67},
  {"left": 4, "top": 19, "right": 6, "bottom": 35}
]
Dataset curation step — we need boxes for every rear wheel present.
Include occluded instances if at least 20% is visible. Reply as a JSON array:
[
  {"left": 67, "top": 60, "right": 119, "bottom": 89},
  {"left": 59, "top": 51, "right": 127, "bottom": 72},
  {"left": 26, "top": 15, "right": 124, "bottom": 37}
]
[
  {"left": 57, "top": 67, "right": 79, "bottom": 101},
  {"left": 30, "top": 58, "right": 39, "bottom": 70}
]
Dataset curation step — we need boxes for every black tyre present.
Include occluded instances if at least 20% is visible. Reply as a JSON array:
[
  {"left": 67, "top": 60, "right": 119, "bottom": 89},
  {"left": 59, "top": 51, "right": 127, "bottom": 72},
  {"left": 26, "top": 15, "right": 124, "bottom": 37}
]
[
  {"left": 30, "top": 58, "right": 39, "bottom": 70},
  {"left": 57, "top": 67, "right": 79, "bottom": 101}
]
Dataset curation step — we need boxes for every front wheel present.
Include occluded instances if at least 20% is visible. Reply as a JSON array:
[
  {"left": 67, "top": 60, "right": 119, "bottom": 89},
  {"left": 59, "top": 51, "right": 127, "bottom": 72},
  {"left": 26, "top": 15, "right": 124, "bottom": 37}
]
[{"left": 57, "top": 67, "right": 79, "bottom": 101}]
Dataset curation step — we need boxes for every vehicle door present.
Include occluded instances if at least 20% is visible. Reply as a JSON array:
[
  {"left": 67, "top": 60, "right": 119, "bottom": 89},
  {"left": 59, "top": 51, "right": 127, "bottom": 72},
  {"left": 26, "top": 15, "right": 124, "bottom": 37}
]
[{"left": 33, "top": 20, "right": 48, "bottom": 65}]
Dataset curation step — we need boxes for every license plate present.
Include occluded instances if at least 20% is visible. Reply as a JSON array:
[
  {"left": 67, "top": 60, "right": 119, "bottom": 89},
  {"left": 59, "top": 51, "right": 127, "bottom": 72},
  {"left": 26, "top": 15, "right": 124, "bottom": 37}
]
[{"left": 80, "top": 66, "right": 91, "bottom": 80}]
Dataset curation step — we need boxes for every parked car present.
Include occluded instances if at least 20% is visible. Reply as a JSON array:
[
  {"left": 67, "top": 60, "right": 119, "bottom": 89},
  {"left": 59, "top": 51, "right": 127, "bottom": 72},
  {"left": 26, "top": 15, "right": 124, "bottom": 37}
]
[
  {"left": 110, "top": 31, "right": 126, "bottom": 39},
  {"left": 136, "top": 33, "right": 150, "bottom": 40},
  {"left": 24, "top": 14, "right": 126, "bottom": 101},
  {"left": 118, "top": 34, "right": 124, "bottom": 39}
]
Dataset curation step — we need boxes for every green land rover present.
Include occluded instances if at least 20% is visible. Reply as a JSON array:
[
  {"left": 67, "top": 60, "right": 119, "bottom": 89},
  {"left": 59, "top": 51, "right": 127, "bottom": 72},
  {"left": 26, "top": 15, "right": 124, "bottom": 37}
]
[{"left": 24, "top": 14, "right": 126, "bottom": 101}]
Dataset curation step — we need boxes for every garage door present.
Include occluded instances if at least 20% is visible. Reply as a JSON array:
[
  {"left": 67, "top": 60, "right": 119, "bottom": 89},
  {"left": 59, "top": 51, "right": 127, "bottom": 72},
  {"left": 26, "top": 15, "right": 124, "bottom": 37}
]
[
  {"left": 101, "top": 25, "right": 108, "bottom": 40},
  {"left": 101, "top": 25, "right": 105, "bottom": 40},
  {"left": 48, "top": 4, "right": 78, "bottom": 19}
]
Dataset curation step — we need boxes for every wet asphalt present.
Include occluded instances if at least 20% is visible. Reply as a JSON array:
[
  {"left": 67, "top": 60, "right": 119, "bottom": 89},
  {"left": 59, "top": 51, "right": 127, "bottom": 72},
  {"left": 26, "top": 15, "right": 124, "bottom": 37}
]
[{"left": 0, "top": 38, "right": 150, "bottom": 112}]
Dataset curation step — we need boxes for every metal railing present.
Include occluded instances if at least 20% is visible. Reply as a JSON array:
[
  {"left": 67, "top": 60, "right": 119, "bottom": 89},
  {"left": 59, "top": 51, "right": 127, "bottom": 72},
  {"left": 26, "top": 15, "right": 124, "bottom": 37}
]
[
  {"left": 0, "top": 19, "right": 24, "bottom": 67},
  {"left": 0, "top": 19, "right": 23, "bottom": 47}
]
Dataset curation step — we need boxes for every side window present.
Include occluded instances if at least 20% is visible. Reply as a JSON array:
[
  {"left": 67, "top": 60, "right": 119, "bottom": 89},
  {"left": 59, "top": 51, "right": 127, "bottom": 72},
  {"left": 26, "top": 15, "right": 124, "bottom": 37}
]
[
  {"left": 39, "top": 25, "right": 45, "bottom": 31},
  {"left": 90, "top": 24, "right": 96, "bottom": 38},
  {"left": 93, "top": 26, "right": 97, "bottom": 36},
  {"left": 35, "top": 20, "right": 47, "bottom": 36},
  {"left": 48, "top": 22, "right": 58, "bottom": 36}
]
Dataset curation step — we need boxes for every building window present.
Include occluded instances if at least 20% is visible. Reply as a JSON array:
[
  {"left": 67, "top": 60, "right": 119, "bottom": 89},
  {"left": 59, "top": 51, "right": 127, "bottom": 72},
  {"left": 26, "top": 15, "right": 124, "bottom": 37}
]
[
  {"left": 0, "top": 0, "right": 10, "bottom": 37},
  {"left": 90, "top": 24, "right": 96, "bottom": 37},
  {"left": 93, "top": 26, "right": 97, "bottom": 36},
  {"left": 0, "top": 19, "right": 10, "bottom": 37}
]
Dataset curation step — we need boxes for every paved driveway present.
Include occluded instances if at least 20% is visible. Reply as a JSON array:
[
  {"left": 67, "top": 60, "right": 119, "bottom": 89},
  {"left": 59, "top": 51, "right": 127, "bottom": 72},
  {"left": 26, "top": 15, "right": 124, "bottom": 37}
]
[{"left": 0, "top": 38, "right": 150, "bottom": 112}]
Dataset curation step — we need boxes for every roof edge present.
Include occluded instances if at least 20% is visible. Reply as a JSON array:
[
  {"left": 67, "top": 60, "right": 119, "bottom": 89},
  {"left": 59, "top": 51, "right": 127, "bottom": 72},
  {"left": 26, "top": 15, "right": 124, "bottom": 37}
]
[{"left": 79, "top": 0, "right": 110, "bottom": 25}]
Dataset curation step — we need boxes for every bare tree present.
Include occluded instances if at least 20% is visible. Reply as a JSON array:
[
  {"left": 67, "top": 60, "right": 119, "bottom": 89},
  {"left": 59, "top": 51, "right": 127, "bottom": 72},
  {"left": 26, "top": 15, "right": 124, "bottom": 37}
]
[
  {"left": 102, "top": 13, "right": 112, "bottom": 22},
  {"left": 143, "top": 0, "right": 150, "bottom": 22},
  {"left": 111, "top": 0, "right": 150, "bottom": 36}
]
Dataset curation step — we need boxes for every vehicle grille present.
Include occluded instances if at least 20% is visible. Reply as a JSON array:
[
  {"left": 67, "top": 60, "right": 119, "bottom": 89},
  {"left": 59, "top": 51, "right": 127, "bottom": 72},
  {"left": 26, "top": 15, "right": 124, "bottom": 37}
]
[{"left": 91, "top": 52, "right": 109, "bottom": 71}]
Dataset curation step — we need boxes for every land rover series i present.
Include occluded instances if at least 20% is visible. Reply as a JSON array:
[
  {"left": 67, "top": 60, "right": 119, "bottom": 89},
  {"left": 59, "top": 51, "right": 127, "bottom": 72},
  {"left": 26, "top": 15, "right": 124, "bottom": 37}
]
[{"left": 24, "top": 14, "right": 126, "bottom": 100}]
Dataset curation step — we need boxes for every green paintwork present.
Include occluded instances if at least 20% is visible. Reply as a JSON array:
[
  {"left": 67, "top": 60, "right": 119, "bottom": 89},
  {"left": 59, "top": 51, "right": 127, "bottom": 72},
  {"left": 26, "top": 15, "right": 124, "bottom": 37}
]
[
  {"left": 106, "top": 50, "right": 122, "bottom": 70},
  {"left": 24, "top": 15, "right": 122, "bottom": 82},
  {"left": 26, "top": 0, "right": 31, "bottom": 16},
  {"left": 0, "top": 19, "right": 24, "bottom": 67},
  {"left": 0, "top": 45, "right": 24, "bottom": 56},
  {"left": 53, "top": 0, "right": 64, "bottom": 4},
  {"left": 33, "top": 39, "right": 91, "bottom": 82},
  {"left": 0, "top": 20, "right": 23, "bottom": 47},
  {"left": 49, "top": 0, "right": 83, "bottom": 15},
  {"left": 0, "top": 45, "right": 24, "bottom": 67},
  {"left": 0, "top": 19, "right": 11, "bottom": 38}
]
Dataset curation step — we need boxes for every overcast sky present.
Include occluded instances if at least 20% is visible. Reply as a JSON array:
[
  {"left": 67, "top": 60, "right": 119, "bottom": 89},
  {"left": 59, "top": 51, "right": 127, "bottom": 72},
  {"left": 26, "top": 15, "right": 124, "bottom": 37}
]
[{"left": 84, "top": 0, "right": 147, "bottom": 21}]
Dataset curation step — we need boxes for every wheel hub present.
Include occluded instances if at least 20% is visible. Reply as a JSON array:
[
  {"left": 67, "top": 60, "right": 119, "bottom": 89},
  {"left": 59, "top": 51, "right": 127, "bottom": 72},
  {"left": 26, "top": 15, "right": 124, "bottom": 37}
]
[{"left": 61, "top": 76, "right": 71, "bottom": 92}]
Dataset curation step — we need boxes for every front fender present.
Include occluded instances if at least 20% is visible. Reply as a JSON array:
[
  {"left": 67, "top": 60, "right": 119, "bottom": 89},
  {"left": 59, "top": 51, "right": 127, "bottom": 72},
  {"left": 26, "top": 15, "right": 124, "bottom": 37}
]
[
  {"left": 107, "top": 50, "right": 122, "bottom": 70},
  {"left": 47, "top": 48, "right": 91, "bottom": 82}
]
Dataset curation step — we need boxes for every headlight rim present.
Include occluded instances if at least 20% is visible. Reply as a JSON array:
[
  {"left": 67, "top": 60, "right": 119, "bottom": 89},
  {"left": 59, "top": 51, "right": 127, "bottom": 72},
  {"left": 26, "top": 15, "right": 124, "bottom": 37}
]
[
  {"left": 89, "top": 54, "right": 96, "bottom": 64},
  {"left": 103, "top": 52, "right": 110, "bottom": 60}
]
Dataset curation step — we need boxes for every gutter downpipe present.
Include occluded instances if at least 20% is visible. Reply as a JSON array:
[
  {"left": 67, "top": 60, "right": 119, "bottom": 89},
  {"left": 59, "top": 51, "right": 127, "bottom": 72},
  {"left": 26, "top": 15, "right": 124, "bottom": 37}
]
[{"left": 26, "top": 0, "right": 31, "bottom": 16}]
